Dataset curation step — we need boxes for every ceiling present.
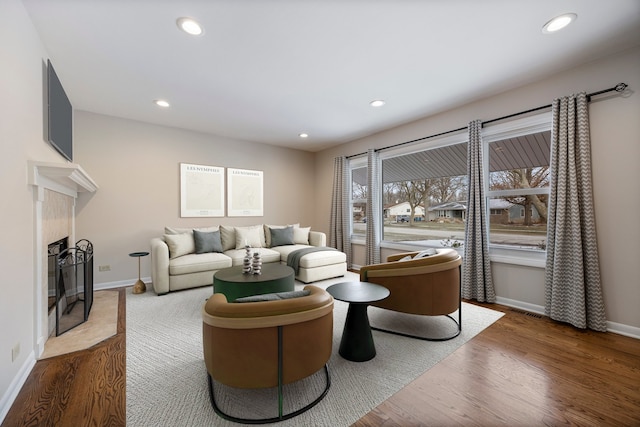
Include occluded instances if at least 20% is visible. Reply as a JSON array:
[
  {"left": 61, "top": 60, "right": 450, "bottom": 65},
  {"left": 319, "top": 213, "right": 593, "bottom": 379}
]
[{"left": 22, "top": 0, "right": 640, "bottom": 152}]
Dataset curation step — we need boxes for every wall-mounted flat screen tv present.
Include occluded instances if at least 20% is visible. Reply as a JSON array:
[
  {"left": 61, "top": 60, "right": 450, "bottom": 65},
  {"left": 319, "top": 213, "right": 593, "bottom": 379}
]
[{"left": 47, "top": 59, "right": 73, "bottom": 162}]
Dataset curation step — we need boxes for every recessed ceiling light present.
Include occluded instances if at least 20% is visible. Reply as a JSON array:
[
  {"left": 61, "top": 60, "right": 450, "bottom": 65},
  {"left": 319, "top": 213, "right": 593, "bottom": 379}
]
[
  {"left": 370, "top": 100, "right": 386, "bottom": 107},
  {"left": 299, "top": 133, "right": 309, "bottom": 138},
  {"left": 542, "top": 13, "right": 577, "bottom": 34},
  {"left": 154, "top": 99, "right": 170, "bottom": 108},
  {"left": 177, "top": 17, "right": 204, "bottom": 36}
]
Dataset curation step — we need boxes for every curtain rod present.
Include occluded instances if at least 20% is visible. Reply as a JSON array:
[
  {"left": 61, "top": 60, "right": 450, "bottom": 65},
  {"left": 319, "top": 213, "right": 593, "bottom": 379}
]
[{"left": 345, "top": 82, "right": 628, "bottom": 159}]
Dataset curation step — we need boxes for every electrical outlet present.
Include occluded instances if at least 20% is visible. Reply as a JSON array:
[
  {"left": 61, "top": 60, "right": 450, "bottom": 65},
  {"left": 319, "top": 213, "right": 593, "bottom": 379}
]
[
  {"left": 12, "top": 342, "right": 20, "bottom": 362},
  {"left": 99, "top": 265, "right": 111, "bottom": 272}
]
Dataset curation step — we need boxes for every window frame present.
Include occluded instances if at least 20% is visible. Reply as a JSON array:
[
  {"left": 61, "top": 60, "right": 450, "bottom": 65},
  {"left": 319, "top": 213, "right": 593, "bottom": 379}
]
[
  {"left": 347, "top": 111, "right": 552, "bottom": 266},
  {"left": 483, "top": 112, "right": 551, "bottom": 256}
]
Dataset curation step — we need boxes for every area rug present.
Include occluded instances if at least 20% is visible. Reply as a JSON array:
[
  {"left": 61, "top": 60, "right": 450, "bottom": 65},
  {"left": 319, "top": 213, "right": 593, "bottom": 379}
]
[{"left": 126, "top": 272, "right": 503, "bottom": 426}]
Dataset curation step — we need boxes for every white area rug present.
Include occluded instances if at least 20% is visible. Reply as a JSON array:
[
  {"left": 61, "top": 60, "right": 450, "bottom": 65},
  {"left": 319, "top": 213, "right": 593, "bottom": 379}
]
[{"left": 126, "top": 272, "right": 503, "bottom": 426}]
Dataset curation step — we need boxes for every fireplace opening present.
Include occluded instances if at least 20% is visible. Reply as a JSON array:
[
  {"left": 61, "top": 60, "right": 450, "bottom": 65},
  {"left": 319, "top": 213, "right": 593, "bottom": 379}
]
[{"left": 47, "top": 238, "right": 94, "bottom": 336}]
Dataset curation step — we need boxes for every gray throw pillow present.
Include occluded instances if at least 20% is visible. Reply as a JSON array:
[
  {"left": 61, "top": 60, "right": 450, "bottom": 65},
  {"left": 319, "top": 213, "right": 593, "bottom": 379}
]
[
  {"left": 234, "top": 289, "right": 311, "bottom": 303},
  {"left": 269, "top": 225, "right": 295, "bottom": 247},
  {"left": 194, "top": 229, "right": 223, "bottom": 254}
]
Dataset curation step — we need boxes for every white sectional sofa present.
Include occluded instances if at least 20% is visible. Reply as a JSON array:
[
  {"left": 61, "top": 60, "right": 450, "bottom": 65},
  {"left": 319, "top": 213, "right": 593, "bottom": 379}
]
[{"left": 150, "top": 224, "right": 347, "bottom": 295}]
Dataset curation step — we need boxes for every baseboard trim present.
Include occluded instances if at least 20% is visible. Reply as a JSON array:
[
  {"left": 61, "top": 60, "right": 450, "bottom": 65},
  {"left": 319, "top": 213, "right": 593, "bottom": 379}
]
[
  {"left": 0, "top": 351, "right": 36, "bottom": 425},
  {"left": 94, "top": 276, "right": 151, "bottom": 291},
  {"left": 606, "top": 321, "right": 640, "bottom": 339},
  {"left": 495, "top": 297, "right": 639, "bottom": 339},
  {"left": 495, "top": 296, "right": 545, "bottom": 315}
]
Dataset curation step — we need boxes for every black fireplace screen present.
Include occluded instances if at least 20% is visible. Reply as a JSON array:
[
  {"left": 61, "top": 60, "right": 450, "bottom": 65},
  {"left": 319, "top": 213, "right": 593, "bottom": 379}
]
[{"left": 52, "top": 239, "right": 94, "bottom": 336}]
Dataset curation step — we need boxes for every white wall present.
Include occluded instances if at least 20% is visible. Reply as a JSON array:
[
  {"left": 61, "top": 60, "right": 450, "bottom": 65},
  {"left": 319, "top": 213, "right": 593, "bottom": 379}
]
[
  {"left": 314, "top": 47, "right": 640, "bottom": 333},
  {"left": 0, "top": 0, "right": 74, "bottom": 418}
]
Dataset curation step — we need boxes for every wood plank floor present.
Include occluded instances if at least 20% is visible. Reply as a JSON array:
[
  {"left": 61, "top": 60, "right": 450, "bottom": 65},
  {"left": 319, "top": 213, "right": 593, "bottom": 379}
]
[{"left": 3, "top": 290, "right": 640, "bottom": 426}]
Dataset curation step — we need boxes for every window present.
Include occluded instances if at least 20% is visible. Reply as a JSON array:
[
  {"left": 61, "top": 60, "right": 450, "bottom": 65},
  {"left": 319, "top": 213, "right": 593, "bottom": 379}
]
[
  {"left": 350, "top": 162, "right": 367, "bottom": 238},
  {"left": 347, "top": 112, "right": 551, "bottom": 253},
  {"left": 380, "top": 136, "right": 468, "bottom": 246},
  {"left": 484, "top": 113, "right": 551, "bottom": 250}
]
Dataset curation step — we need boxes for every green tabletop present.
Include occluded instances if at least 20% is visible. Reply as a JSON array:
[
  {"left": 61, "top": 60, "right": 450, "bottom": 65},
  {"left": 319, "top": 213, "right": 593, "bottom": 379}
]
[{"left": 213, "top": 264, "right": 295, "bottom": 302}]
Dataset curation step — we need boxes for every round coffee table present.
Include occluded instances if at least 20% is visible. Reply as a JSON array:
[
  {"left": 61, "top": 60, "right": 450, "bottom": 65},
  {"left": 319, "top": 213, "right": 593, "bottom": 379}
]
[
  {"left": 213, "top": 264, "right": 295, "bottom": 302},
  {"left": 326, "top": 281, "right": 390, "bottom": 362}
]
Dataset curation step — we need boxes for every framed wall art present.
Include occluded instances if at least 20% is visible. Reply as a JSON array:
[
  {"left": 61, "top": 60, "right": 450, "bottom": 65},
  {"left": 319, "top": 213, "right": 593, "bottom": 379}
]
[
  {"left": 227, "top": 168, "right": 263, "bottom": 217},
  {"left": 180, "top": 163, "right": 225, "bottom": 217}
]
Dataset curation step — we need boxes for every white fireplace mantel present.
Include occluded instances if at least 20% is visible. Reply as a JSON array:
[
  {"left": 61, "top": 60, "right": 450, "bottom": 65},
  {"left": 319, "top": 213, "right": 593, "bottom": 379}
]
[
  {"left": 28, "top": 160, "right": 98, "bottom": 197},
  {"left": 29, "top": 160, "right": 98, "bottom": 357}
]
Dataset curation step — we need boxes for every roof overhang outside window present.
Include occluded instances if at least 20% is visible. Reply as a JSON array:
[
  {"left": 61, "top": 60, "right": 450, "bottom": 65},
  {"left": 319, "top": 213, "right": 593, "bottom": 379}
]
[{"left": 352, "top": 131, "right": 550, "bottom": 186}]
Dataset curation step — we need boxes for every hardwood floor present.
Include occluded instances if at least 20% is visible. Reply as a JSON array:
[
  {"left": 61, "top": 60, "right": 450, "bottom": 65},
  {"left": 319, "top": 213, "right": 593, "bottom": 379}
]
[
  {"left": 3, "top": 290, "right": 640, "bottom": 426},
  {"left": 2, "top": 289, "right": 126, "bottom": 427}
]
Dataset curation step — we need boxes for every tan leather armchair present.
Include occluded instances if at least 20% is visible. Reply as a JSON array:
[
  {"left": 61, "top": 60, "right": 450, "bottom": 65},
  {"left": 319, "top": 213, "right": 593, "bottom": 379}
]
[
  {"left": 359, "top": 248, "right": 462, "bottom": 341},
  {"left": 202, "top": 285, "right": 333, "bottom": 423}
]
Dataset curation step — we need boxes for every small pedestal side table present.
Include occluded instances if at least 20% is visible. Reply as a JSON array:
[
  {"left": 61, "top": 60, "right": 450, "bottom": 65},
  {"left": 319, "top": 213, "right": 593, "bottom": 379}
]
[
  {"left": 129, "top": 251, "right": 149, "bottom": 294},
  {"left": 326, "top": 281, "right": 390, "bottom": 362}
]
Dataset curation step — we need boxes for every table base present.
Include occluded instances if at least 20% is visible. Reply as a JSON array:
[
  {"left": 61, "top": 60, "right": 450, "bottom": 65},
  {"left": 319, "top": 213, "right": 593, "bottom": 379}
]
[{"left": 339, "top": 303, "right": 376, "bottom": 362}]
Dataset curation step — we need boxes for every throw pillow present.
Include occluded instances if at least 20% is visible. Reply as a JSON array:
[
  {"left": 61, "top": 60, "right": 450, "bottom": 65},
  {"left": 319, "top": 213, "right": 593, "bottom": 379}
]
[
  {"left": 219, "top": 225, "right": 236, "bottom": 251},
  {"left": 413, "top": 248, "right": 438, "bottom": 259},
  {"left": 193, "top": 229, "right": 223, "bottom": 254},
  {"left": 235, "top": 225, "right": 264, "bottom": 249},
  {"left": 163, "top": 233, "right": 195, "bottom": 259},
  {"left": 263, "top": 224, "right": 285, "bottom": 247},
  {"left": 234, "top": 289, "right": 311, "bottom": 303},
  {"left": 293, "top": 226, "right": 311, "bottom": 245},
  {"left": 269, "top": 226, "right": 295, "bottom": 247},
  {"left": 398, "top": 255, "right": 413, "bottom": 261}
]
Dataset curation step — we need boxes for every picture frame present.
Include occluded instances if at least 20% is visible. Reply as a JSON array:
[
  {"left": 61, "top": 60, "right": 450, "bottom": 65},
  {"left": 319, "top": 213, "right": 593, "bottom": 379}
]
[
  {"left": 227, "top": 168, "right": 263, "bottom": 217},
  {"left": 180, "top": 163, "right": 225, "bottom": 217}
]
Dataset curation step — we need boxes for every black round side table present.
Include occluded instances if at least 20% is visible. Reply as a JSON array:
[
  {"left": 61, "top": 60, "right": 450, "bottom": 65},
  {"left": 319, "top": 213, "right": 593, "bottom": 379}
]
[
  {"left": 326, "top": 281, "right": 390, "bottom": 362},
  {"left": 129, "top": 251, "right": 149, "bottom": 294}
]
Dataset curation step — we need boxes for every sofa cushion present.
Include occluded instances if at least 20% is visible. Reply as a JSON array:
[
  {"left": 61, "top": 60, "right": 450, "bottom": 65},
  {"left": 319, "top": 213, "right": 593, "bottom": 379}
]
[
  {"left": 224, "top": 248, "right": 281, "bottom": 266},
  {"left": 164, "top": 233, "right": 195, "bottom": 259},
  {"left": 298, "top": 250, "right": 346, "bottom": 269},
  {"left": 269, "top": 225, "right": 295, "bottom": 247},
  {"left": 234, "top": 289, "right": 311, "bottom": 303},
  {"left": 169, "top": 252, "right": 232, "bottom": 275},
  {"left": 235, "top": 225, "right": 264, "bottom": 249},
  {"left": 293, "top": 226, "right": 311, "bottom": 245},
  {"left": 194, "top": 229, "right": 223, "bottom": 254},
  {"left": 270, "top": 245, "right": 347, "bottom": 268}
]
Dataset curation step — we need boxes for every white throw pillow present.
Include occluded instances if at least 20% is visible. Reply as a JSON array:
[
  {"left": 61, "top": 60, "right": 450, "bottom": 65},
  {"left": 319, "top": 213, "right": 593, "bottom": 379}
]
[
  {"left": 293, "top": 226, "right": 311, "bottom": 245},
  {"left": 163, "top": 233, "right": 195, "bottom": 259},
  {"left": 219, "top": 225, "right": 236, "bottom": 251},
  {"left": 235, "top": 225, "right": 264, "bottom": 249},
  {"left": 413, "top": 248, "right": 437, "bottom": 259}
]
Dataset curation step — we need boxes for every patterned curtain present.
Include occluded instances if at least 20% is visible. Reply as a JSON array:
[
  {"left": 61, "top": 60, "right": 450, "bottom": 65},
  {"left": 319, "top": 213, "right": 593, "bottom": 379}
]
[
  {"left": 329, "top": 156, "right": 352, "bottom": 267},
  {"left": 462, "top": 119, "right": 496, "bottom": 302},
  {"left": 545, "top": 93, "right": 606, "bottom": 331},
  {"left": 365, "top": 149, "right": 381, "bottom": 265}
]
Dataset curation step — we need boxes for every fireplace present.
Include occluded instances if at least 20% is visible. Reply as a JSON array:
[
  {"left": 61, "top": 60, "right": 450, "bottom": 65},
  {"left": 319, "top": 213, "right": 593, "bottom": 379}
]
[
  {"left": 29, "top": 161, "right": 98, "bottom": 355},
  {"left": 47, "top": 237, "right": 94, "bottom": 336}
]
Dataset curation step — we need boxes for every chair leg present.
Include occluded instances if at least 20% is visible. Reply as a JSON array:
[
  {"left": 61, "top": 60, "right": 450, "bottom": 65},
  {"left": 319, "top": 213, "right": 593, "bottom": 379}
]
[
  {"left": 207, "top": 365, "right": 331, "bottom": 424},
  {"left": 371, "top": 303, "right": 462, "bottom": 342}
]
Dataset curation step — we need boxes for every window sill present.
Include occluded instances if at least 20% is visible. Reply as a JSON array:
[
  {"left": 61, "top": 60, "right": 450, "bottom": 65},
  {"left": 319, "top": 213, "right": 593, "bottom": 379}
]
[{"left": 351, "top": 238, "right": 545, "bottom": 268}]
